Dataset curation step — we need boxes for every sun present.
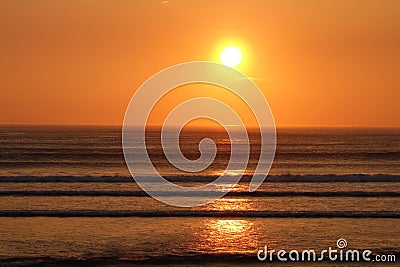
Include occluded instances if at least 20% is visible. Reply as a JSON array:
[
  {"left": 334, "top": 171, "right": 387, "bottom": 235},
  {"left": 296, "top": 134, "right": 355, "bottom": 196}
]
[{"left": 220, "top": 46, "right": 242, "bottom": 67}]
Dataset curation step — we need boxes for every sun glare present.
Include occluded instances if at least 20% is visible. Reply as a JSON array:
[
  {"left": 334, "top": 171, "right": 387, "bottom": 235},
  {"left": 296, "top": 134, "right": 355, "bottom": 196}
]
[{"left": 220, "top": 46, "right": 242, "bottom": 67}]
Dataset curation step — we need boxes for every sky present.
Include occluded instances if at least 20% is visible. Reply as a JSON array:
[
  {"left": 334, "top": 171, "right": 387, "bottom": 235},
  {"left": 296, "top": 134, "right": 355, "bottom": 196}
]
[{"left": 1, "top": 0, "right": 399, "bottom": 127}]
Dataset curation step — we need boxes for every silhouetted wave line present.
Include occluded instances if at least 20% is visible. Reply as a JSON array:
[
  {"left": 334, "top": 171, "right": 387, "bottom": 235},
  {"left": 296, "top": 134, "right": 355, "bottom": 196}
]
[
  {"left": 1, "top": 190, "right": 399, "bottom": 197},
  {"left": 0, "top": 174, "right": 399, "bottom": 182},
  {"left": 3, "top": 251, "right": 399, "bottom": 267},
  {"left": 0, "top": 210, "right": 399, "bottom": 218}
]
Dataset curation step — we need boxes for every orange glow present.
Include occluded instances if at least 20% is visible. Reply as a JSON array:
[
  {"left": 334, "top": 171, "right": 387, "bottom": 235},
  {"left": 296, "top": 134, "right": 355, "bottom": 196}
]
[
  {"left": 0, "top": 1, "right": 399, "bottom": 127},
  {"left": 196, "top": 219, "right": 259, "bottom": 254},
  {"left": 209, "top": 198, "right": 253, "bottom": 211},
  {"left": 146, "top": 83, "right": 259, "bottom": 128},
  {"left": 193, "top": 198, "right": 261, "bottom": 253}
]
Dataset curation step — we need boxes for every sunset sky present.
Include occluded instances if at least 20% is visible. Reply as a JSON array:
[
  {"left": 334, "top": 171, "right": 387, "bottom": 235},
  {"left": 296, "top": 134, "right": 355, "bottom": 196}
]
[{"left": 1, "top": 0, "right": 399, "bottom": 127}]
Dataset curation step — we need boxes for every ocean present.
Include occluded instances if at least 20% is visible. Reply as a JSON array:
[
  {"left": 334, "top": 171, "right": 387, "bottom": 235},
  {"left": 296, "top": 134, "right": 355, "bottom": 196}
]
[{"left": 0, "top": 126, "right": 399, "bottom": 266}]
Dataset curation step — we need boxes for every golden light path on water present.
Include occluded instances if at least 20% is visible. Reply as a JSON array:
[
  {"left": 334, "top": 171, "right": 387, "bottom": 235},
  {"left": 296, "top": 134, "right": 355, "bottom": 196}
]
[
  {"left": 195, "top": 219, "right": 260, "bottom": 254},
  {"left": 193, "top": 197, "right": 265, "bottom": 254}
]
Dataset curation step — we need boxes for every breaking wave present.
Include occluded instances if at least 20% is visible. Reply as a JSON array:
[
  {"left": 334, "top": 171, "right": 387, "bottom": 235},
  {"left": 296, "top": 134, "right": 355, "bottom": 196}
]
[
  {"left": 0, "top": 174, "right": 399, "bottom": 182},
  {"left": 0, "top": 210, "right": 399, "bottom": 218}
]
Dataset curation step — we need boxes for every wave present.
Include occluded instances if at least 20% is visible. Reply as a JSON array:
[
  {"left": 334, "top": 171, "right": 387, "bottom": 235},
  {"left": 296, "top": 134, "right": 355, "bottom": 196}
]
[
  {"left": 0, "top": 210, "right": 399, "bottom": 218},
  {"left": 1, "top": 190, "right": 399, "bottom": 197},
  {"left": 2, "top": 251, "right": 400, "bottom": 267},
  {"left": 3, "top": 251, "right": 399, "bottom": 267},
  {"left": 0, "top": 174, "right": 399, "bottom": 182},
  {"left": 1, "top": 150, "right": 399, "bottom": 159}
]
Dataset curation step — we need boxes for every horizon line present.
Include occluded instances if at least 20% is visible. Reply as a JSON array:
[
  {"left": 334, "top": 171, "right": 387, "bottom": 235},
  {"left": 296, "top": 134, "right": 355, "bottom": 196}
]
[{"left": 0, "top": 123, "right": 399, "bottom": 129}]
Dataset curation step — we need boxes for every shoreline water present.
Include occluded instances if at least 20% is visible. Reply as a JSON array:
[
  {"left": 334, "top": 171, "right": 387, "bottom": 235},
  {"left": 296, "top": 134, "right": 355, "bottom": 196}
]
[{"left": 2, "top": 256, "right": 400, "bottom": 267}]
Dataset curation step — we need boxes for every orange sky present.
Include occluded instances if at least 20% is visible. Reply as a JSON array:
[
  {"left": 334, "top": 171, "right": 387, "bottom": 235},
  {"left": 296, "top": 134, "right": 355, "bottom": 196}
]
[{"left": 1, "top": 0, "right": 399, "bottom": 127}]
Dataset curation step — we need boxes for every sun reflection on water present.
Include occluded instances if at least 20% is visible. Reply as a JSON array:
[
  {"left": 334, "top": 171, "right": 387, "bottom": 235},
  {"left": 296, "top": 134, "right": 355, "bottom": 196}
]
[
  {"left": 193, "top": 198, "right": 262, "bottom": 254},
  {"left": 195, "top": 219, "right": 260, "bottom": 254},
  {"left": 208, "top": 198, "right": 253, "bottom": 211},
  {"left": 211, "top": 219, "right": 252, "bottom": 234}
]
